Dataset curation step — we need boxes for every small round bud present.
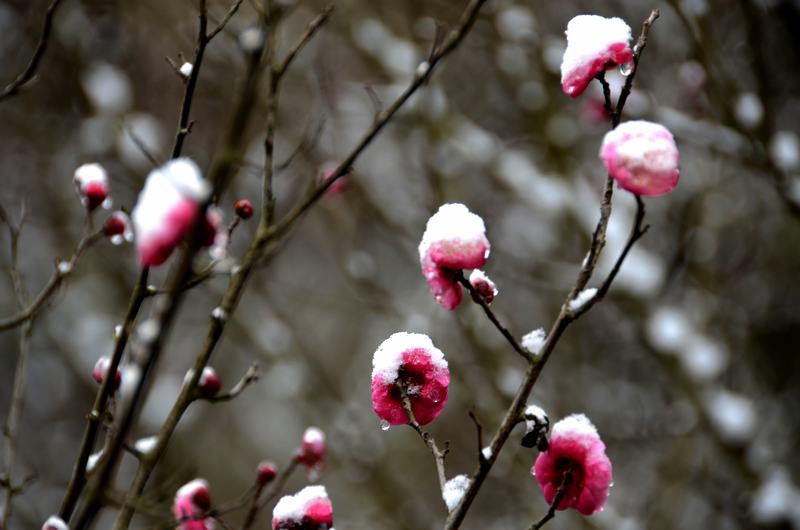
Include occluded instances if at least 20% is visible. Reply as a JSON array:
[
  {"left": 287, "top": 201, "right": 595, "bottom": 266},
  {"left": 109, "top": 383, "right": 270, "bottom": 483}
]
[
  {"left": 257, "top": 461, "right": 278, "bottom": 486},
  {"left": 198, "top": 366, "right": 222, "bottom": 398},
  {"left": 92, "top": 356, "right": 121, "bottom": 390},
  {"left": 173, "top": 479, "right": 213, "bottom": 530},
  {"left": 234, "top": 199, "right": 254, "bottom": 219},
  {"left": 73, "top": 163, "right": 110, "bottom": 212},
  {"left": 103, "top": 211, "right": 134, "bottom": 245},
  {"left": 294, "top": 427, "right": 326, "bottom": 477}
]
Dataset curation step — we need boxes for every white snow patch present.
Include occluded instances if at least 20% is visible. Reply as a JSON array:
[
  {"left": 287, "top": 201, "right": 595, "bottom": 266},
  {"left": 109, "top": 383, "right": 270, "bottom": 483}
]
[
  {"left": 442, "top": 474, "right": 471, "bottom": 512},
  {"left": 179, "top": 62, "right": 193, "bottom": 77},
  {"left": 86, "top": 450, "right": 103, "bottom": 473},
  {"left": 176, "top": 478, "right": 209, "bottom": 501},
  {"left": 521, "top": 328, "right": 546, "bottom": 356},
  {"left": 42, "top": 516, "right": 69, "bottom": 530},
  {"left": 303, "top": 426, "right": 325, "bottom": 445},
  {"left": 705, "top": 388, "right": 756, "bottom": 444},
  {"left": 371, "top": 332, "right": 447, "bottom": 385},
  {"left": 752, "top": 468, "right": 800, "bottom": 525},
  {"left": 73, "top": 163, "right": 108, "bottom": 190},
  {"left": 135, "top": 435, "right": 159, "bottom": 455},
  {"left": 647, "top": 307, "right": 691, "bottom": 353},
  {"left": 561, "top": 15, "right": 631, "bottom": 88},
  {"left": 551, "top": 413, "right": 599, "bottom": 448},
  {"left": 568, "top": 288, "right": 597, "bottom": 311},
  {"left": 481, "top": 446, "right": 493, "bottom": 460}
]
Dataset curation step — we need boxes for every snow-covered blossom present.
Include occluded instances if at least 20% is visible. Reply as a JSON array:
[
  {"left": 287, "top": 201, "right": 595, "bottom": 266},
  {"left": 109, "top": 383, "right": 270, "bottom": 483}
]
[
  {"left": 600, "top": 120, "right": 680, "bottom": 196},
  {"left": 294, "top": 427, "right": 326, "bottom": 477},
  {"left": 371, "top": 332, "right": 450, "bottom": 426},
  {"left": 419, "top": 204, "right": 490, "bottom": 310},
  {"left": 257, "top": 461, "right": 278, "bottom": 486},
  {"left": 92, "top": 356, "right": 121, "bottom": 390},
  {"left": 442, "top": 474, "right": 471, "bottom": 512},
  {"left": 103, "top": 211, "right": 134, "bottom": 245},
  {"left": 42, "top": 515, "right": 69, "bottom": 530},
  {"left": 234, "top": 199, "right": 254, "bottom": 219},
  {"left": 173, "top": 479, "right": 214, "bottom": 530},
  {"left": 469, "top": 269, "right": 498, "bottom": 303},
  {"left": 560, "top": 15, "right": 633, "bottom": 98},
  {"left": 272, "top": 485, "right": 333, "bottom": 530},
  {"left": 73, "top": 163, "right": 110, "bottom": 211},
  {"left": 131, "top": 158, "right": 210, "bottom": 267},
  {"left": 521, "top": 328, "right": 546, "bottom": 356},
  {"left": 533, "top": 414, "right": 612, "bottom": 515},
  {"left": 197, "top": 366, "right": 222, "bottom": 398}
]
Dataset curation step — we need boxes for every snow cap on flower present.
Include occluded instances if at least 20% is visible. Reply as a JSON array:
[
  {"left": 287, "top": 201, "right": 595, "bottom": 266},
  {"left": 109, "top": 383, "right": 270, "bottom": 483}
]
[
  {"left": 73, "top": 163, "right": 110, "bottom": 211},
  {"left": 533, "top": 414, "right": 612, "bottom": 515},
  {"left": 197, "top": 366, "right": 222, "bottom": 398},
  {"left": 42, "top": 516, "right": 69, "bottom": 530},
  {"left": 371, "top": 332, "right": 450, "bottom": 426},
  {"left": 92, "top": 356, "right": 121, "bottom": 390},
  {"left": 419, "top": 203, "right": 490, "bottom": 310},
  {"left": 173, "top": 479, "right": 214, "bottom": 530},
  {"left": 294, "top": 427, "right": 326, "bottom": 477},
  {"left": 560, "top": 15, "right": 633, "bottom": 98},
  {"left": 468, "top": 269, "right": 498, "bottom": 304},
  {"left": 600, "top": 120, "right": 680, "bottom": 196},
  {"left": 103, "top": 211, "right": 134, "bottom": 245},
  {"left": 132, "top": 158, "right": 210, "bottom": 267},
  {"left": 257, "top": 461, "right": 278, "bottom": 486},
  {"left": 272, "top": 485, "right": 333, "bottom": 530}
]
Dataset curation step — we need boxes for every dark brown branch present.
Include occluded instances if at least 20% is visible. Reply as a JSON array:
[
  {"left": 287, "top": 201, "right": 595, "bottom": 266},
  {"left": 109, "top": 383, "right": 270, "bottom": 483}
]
[
  {"left": 206, "top": 0, "right": 246, "bottom": 41},
  {"left": 456, "top": 272, "right": 532, "bottom": 362},
  {"left": 443, "top": 11, "right": 660, "bottom": 529},
  {"left": 468, "top": 412, "right": 485, "bottom": 464},
  {"left": 613, "top": 9, "right": 660, "bottom": 124},
  {"left": 0, "top": 0, "right": 64, "bottom": 101}
]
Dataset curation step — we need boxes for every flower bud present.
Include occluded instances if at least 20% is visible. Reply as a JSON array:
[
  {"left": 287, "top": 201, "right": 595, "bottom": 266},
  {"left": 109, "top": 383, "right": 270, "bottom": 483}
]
[
  {"left": 73, "top": 163, "right": 110, "bottom": 211},
  {"left": 197, "top": 366, "right": 221, "bottom": 398},
  {"left": 257, "top": 461, "right": 278, "bottom": 486},
  {"left": 92, "top": 356, "right": 121, "bottom": 390},
  {"left": 468, "top": 269, "right": 497, "bottom": 303},
  {"left": 272, "top": 485, "right": 333, "bottom": 530},
  {"left": 173, "top": 479, "right": 214, "bottom": 530},
  {"left": 103, "top": 211, "right": 134, "bottom": 245},
  {"left": 233, "top": 199, "right": 254, "bottom": 219}
]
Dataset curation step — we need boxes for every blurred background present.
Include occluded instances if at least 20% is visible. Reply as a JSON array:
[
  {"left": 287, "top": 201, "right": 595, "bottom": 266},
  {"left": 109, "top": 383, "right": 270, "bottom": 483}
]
[{"left": 1, "top": 0, "right": 799, "bottom": 529}]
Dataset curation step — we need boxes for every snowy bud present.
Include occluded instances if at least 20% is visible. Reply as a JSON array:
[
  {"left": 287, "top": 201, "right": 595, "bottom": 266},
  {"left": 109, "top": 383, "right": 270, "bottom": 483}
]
[
  {"left": 520, "top": 404, "right": 549, "bottom": 450},
  {"left": 419, "top": 204, "right": 490, "bottom": 310},
  {"left": 533, "top": 414, "right": 612, "bottom": 515},
  {"left": 132, "top": 158, "right": 210, "bottom": 267},
  {"left": 73, "top": 163, "right": 110, "bottom": 211},
  {"left": 92, "top": 356, "right": 121, "bottom": 390},
  {"left": 173, "top": 479, "right": 214, "bottom": 530},
  {"left": 468, "top": 269, "right": 497, "bottom": 303},
  {"left": 442, "top": 475, "right": 470, "bottom": 512},
  {"left": 560, "top": 15, "right": 633, "bottom": 98},
  {"left": 600, "top": 120, "right": 680, "bottom": 196},
  {"left": 371, "top": 332, "right": 450, "bottom": 426},
  {"left": 294, "top": 427, "right": 326, "bottom": 477},
  {"left": 103, "top": 211, "right": 134, "bottom": 245},
  {"left": 197, "top": 366, "right": 222, "bottom": 398},
  {"left": 257, "top": 461, "right": 278, "bottom": 486},
  {"left": 42, "top": 516, "right": 69, "bottom": 530},
  {"left": 179, "top": 62, "right": 193, "bottom": 78},
  {"left": 233, "top": 199, "right": 254, "bottom": 219},
  {"left": 272, "top": 485, "right": 333, "bottom": 530}
]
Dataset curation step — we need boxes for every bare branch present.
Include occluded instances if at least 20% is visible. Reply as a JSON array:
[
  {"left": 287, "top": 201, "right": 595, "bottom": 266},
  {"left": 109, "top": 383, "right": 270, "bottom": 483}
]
[
  {"left": 200, "top": 363, "right": 261, "bottom": 403},
  {"left": 529, "top": 471, "right": 572, "bottom": 530},
  {"left": 206, "top": 0, "right": 246, "bottom": 41},
  {"left": 400, "top": 384, "right": 449, "bottom": 496},
  {"left": 0, "top": 0, "right": 65, "bottom": 101}
]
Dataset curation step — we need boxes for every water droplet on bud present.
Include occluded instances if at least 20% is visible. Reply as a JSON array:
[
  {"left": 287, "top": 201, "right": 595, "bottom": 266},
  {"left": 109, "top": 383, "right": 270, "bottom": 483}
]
[
  {"left": 380, "top": 420, "right": 391, "bottom": 431},
  {"left": 620, "top": 61, "right": 635, "bottom": 76}
]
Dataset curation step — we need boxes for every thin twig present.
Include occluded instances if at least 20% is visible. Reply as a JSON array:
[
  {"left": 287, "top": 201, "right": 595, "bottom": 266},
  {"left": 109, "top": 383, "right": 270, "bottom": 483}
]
[
  {"left": 201, "top": 363, "right": 261, "bottom": 403},
  {"left": 530, "top": 471, "right": 572, "bottom": 530},
  {"left": 242, "top": 460, "right": 299, "bottom": 530},
  {"left": 456, "top": 272, "right": 532, "bottom": 362},
  {"left": 613, "top": 9, "right": 660, "bottom": 124},
  {"left": 0, "top": 0, "right": 65, "bottom": 101},
  {"left": 399, "top": 386, "right": 449, "bottom": 495},
  {"left": 206, "top": 0, "right": 246, "bottom": 41},
  {"left": 468, "top": 412, "right": 485, "bottom": 464}
]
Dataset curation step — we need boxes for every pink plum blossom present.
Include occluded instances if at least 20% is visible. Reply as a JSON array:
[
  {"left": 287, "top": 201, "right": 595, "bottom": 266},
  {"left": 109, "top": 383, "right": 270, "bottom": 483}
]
[
  {"left": 294, "top": 427, "right": 326, "bottom": 477},
  {"left": 73, "top": 163, "right": 110, "bottom": 211},
  {"left": 532, "top": 414, "right": 612, "bottom": 515},
  {"left": 419, "top": 204, "right": 490, "bottom": 310},
  {"left": 560, "top": 15, "right": 633, "bottom": 98},
  {"left": 371, "top": 332, "right": 450, "bottom": 426},
  {"left": 172, "top": 479, "right": 214, "bottom": 530},
  {"left": 131, "top": 158, "right": 210, "bottom": 267},
  {"left": 600, "top": 120, "right": 680, "bottom": 196},
  {"left": 272, "top": 485, "right": 333, "bottom": 530},
  {"left": 92, "top": 356, "right": 121, "bottom": 390}
]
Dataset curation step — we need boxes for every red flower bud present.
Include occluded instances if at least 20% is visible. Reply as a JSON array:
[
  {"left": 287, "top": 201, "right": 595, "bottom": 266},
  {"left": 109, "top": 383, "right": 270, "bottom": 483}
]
[
  {"left": 257, "top": 461, "right": 278, "bottom": 486},
  {"left": 234, "top": 199, "right": 254, "bottom": 219}
]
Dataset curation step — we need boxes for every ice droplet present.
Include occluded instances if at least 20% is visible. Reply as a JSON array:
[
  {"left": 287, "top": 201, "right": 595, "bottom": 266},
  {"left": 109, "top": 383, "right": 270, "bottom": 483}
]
[
  {"left": 102, "top": 197, "right": 113, "bottom": 209},
  {"left": 110, "top": 234, "right": 124, "bottom": 245},
  {"left": 380, "top": 420, "right": 391, "bottom": 431},
  {"left": 620, "top": 60, "right": 635, "bottom": 76}
]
